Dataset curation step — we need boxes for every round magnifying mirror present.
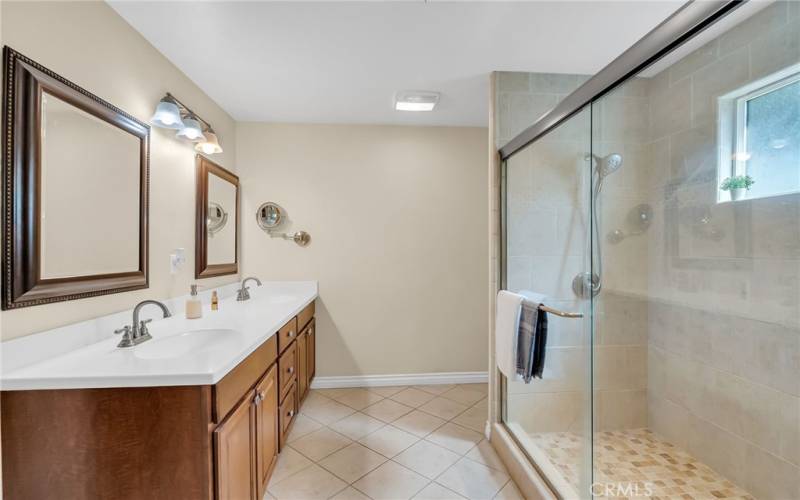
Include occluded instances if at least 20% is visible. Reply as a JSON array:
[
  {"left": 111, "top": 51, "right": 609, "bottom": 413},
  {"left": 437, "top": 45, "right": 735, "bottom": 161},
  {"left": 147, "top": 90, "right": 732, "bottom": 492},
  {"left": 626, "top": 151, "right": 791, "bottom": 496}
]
[
  {"left": 207, "top": 202, "right": 228, "bottom": 236},
  {"left": 256, "top": 202, "right": 283, "bottom": 230}
]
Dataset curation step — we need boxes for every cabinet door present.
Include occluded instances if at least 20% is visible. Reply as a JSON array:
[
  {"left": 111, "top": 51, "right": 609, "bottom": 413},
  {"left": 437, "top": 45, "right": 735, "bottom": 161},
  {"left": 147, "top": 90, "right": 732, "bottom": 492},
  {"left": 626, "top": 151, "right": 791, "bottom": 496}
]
[
  {"left": 297, "top": 329, "right": 308, "bottom": 401},
  {"left": 215, "top": 392, "right": 255, "bottom": 500},
  {"left": 254, "top": 365, "right": 279, "bottom": 499},
  {"left": 308, "top": 320, "right": 316, "bottom": 382}
]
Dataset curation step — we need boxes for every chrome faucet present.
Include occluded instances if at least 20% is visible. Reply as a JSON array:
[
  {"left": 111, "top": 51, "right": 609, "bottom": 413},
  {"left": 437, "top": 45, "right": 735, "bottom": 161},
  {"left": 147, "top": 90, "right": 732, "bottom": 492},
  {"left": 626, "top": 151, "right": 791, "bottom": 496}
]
[
  {"left": 115, "top": 300, "right": 172, "bottom": 348},
  {"left": 236, "top": 276, "right": 262, "bottom": 301}
]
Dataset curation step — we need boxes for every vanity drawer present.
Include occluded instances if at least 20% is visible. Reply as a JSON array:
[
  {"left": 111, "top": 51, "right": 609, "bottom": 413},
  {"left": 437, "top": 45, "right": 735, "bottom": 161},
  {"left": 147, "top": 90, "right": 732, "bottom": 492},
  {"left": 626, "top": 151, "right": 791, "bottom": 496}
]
[
  {"left": 214, "top": 335, "right": 278, "bottom": 423},
  {"left": 279, "top": 383, "right": 297, "bottom": 449},
  {"left": 297, "top": 301, "right": 315, "bottom": 331},
  {"left": 278, "top": 341, "right": 297, "bottom": 401},
  {"left": 277, "top": 318, "right": 298, "bottom": 354}
]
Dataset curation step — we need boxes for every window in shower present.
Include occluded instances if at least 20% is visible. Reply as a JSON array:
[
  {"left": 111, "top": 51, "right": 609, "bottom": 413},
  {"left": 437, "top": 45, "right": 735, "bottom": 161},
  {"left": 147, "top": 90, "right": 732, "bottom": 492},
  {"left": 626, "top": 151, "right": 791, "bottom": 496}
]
[{"left": 718, "top": 63, "right": 800, "bottom": 202}]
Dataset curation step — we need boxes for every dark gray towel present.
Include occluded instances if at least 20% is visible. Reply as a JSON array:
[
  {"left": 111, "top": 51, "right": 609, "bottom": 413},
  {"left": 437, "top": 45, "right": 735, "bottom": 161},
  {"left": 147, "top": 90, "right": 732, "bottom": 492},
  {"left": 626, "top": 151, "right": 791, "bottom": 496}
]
[
  {"left": 515, "top": 302, "right": 536, "bottom": 382},
  {"left": 532, "top": 310, "right": 548, "bottom": 379},
  {"left": 516, "top": 302, "right": 548, "bottom": 383}
]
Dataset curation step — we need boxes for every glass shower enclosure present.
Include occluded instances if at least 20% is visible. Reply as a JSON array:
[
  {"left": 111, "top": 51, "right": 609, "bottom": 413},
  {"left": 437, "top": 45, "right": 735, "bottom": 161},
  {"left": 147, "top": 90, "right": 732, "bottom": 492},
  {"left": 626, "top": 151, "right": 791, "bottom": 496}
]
[{"left": 498, "top": 1, "right": 800, "bottom": 499}]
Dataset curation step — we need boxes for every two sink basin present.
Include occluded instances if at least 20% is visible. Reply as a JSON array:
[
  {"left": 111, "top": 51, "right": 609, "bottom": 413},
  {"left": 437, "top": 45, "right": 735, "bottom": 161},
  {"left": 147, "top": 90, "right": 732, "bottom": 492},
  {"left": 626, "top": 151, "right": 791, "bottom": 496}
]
[{"left": 133, "top": 329, "right": 237, "bottom": 360}]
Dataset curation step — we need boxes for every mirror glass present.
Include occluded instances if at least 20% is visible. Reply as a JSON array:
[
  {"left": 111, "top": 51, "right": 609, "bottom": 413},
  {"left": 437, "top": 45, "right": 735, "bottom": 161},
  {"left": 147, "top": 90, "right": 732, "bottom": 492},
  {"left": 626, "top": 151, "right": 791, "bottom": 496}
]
[
  {"left": 207, "top": 202, "right": 228, "bottom": 235},
  {"left": 207, "top": 172, "right": 237, "bottom": 265},
  {"left": 39, "top": 91, "right": 141, "bottom": 279},
  {"left": 257, "top": 202, "right": 282, "bottom": 229}
]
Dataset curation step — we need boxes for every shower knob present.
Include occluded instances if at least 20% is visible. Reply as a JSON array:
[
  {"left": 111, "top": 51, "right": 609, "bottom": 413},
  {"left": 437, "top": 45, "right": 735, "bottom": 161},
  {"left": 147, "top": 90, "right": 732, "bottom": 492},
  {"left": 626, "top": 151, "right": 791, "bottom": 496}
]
[{"left": 572, "top": 272, "right": 601, "bottom": 299}]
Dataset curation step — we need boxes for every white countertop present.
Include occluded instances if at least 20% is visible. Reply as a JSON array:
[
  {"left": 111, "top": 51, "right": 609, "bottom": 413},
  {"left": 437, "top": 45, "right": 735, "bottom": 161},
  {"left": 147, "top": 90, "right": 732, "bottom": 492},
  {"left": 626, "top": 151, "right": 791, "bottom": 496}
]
[{"left": 0, "top": 281, "right": 318, "bottom": 391}]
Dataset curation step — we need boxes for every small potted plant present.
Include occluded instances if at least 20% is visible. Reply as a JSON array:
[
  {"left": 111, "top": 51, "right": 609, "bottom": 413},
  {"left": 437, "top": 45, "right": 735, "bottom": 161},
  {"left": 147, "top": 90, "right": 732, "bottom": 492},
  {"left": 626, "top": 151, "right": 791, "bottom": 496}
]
[{"left": 720, "top": 175, "right": 755, "bottom": 201}]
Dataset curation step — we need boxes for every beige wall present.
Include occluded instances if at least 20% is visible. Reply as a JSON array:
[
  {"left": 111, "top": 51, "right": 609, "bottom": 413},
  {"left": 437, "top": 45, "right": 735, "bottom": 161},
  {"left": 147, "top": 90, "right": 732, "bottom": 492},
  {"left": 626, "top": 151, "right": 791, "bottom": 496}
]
[
  {"left": 236, "top": 123, "right": 489, "bottom": 377},
  {"left": 1, "top": 1, "right": 238, "bottom": 340}
]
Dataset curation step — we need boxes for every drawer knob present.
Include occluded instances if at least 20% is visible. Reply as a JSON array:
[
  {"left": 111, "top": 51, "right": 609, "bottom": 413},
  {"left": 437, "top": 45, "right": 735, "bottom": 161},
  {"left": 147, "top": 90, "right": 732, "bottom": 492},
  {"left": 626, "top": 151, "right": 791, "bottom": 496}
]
[
  {"left": 288, "top": 366, "right": 294, "bottom": 374},
  {"left": 288, "top": 330, "right": 294, "bottom": 338},
  {"left": 287, "top": 410, "right": 295, "bottom": 418}
]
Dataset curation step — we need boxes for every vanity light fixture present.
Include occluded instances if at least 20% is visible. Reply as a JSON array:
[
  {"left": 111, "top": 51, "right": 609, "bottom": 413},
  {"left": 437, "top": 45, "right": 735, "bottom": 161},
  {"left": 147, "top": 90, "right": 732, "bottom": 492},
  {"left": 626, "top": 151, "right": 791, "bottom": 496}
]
[
  {"left": 175, "top": 114, "right": 205, "bottom": 142},
  {"left": 395, "top": 90, "right": 439, "bottom": 111},
  {"left": 150, "top": 96, "right": 184, "bottom": 129},
  {"left": 150, "top": 93, "right": 223, "bottom": 153},
  {"left": 195, "top": 128, "right": 223, "bottom": 154}
]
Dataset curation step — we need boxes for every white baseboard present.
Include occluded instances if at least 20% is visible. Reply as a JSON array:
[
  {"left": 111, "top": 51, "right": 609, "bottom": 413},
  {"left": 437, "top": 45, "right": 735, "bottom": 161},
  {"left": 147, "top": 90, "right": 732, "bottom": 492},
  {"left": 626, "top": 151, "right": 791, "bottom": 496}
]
[{"left": 310, "top": 371, "right": 488, "bottom": 389}]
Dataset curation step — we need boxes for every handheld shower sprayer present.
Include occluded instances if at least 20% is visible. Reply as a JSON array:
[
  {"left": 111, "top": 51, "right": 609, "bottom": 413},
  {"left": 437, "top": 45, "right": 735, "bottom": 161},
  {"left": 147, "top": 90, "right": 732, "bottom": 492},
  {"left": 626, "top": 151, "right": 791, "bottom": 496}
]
[{"left": 572, "top": 153, "right": 623, "bottom": 299}]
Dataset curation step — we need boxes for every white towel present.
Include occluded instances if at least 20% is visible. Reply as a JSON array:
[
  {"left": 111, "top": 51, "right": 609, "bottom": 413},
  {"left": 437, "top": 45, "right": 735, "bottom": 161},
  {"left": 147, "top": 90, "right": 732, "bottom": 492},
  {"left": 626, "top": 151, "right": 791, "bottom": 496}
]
[{"left": 495, "top": 290, "right": 524, "bottom": 380}]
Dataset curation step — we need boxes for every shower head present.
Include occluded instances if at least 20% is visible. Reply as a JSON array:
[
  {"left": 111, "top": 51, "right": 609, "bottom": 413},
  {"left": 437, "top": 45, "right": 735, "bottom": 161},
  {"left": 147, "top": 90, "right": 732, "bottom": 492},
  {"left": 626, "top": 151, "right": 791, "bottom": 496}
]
[
  {"left": 595, "top": 153, "right": 623, "bottom": 178},
  {"left": 585, "top": 153, "right": 623, "bottom": 183}
]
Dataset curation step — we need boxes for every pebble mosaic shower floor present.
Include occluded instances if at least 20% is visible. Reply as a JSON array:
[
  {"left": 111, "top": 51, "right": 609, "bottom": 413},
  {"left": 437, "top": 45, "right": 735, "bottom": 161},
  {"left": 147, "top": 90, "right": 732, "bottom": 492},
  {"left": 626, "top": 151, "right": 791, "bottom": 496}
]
[{"left": 530, "top": 428, "right": 753, "bottom": 500}]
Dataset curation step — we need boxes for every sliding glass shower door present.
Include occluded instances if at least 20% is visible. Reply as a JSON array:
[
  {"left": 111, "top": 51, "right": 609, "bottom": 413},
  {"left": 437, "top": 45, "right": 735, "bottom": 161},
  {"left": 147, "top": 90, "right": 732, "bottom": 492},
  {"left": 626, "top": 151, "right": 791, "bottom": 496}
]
[
  {"left": 500, "top": 3, "right": 800, "bottom": 499},
  {"left": 589, "top": 2, "right": 800, "bottom": 497},
  {"left": 501, "top": 107, "right": 594, "bottom": 499}
]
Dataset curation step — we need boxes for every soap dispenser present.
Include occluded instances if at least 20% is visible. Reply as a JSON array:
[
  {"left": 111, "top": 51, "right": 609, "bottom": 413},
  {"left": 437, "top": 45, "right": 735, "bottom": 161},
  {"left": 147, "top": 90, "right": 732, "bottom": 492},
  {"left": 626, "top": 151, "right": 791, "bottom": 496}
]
[{"left": 186, "top": 284, "right": 203, "bottom": 319}]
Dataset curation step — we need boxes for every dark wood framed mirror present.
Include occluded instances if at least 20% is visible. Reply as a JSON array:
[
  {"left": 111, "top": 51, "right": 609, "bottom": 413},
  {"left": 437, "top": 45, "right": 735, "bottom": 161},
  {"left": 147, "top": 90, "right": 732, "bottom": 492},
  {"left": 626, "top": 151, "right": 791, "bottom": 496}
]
[
  {"left": 196, "top": 155, "right": 239, "bottom": 278},
  {"left": 2, "top": 47, "right": 149, "bottom": 310}
]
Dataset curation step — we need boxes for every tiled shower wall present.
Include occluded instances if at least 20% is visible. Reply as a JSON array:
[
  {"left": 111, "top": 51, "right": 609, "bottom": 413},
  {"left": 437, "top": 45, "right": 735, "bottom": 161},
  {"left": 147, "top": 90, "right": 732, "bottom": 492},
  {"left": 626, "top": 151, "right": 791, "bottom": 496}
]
[
  {"left": 591, "top": 76, "right": 652, "bottom": 433},
  {"left": 639, "top": 2, "right": 800, "bottom": 498}
]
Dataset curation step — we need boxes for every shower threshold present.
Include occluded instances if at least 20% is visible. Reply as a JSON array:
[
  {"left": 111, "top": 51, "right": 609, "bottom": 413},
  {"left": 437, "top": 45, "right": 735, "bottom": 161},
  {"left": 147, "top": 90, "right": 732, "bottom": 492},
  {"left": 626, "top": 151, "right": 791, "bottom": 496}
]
[{"left": 521, "top": 427, "right": 754, "bottom": 499}]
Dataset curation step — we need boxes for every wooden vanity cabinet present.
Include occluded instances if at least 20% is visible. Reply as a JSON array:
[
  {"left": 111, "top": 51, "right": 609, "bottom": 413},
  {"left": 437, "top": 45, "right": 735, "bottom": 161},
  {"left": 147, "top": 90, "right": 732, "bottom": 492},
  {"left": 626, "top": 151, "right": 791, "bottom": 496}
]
[
  {"left": 278, "top": 340, "right": 298, "bottom": 400},
  {"left": 276, "top": 301, "right": 316, "bottom": 448},
  {"left": 278, "top": 383, "right": 297, "bottom": 449},
  {"left": 277, "top": 317, "right": 298, "bottom": 355},
  {"left": 214, "top": 392, "right": 256, "bottom": 500},
  {"left": 0, "top": 301, "right": 316, "bottom": 500},
  {"left": 307, "top": 318, "right": 316, "bottom": 383},
  {"left": 297, "top": 326, "right": 308, "bottom": 400},
  {"left": 214, "top": 363, "right": 279, "bottom": 500},
  {"left": 254, "top": 365, "right": 279, "bottom": 498},
  {"left": 297, "top": 318, "right": 316, "bottom": 402}
]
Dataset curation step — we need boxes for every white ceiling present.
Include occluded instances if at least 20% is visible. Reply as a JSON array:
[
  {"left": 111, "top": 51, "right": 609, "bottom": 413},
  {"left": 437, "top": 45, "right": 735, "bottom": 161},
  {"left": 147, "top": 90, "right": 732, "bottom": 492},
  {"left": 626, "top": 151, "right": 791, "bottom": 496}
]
[{"left": 110, "top": 1, "right": 685, "bottom": 127}]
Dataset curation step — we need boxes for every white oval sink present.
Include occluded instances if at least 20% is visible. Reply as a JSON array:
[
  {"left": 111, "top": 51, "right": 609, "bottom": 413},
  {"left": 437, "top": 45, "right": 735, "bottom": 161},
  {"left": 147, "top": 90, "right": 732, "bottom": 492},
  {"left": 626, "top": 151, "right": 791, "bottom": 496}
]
[
  {"left": 264, "top": 294, "right": 293, "bottom": 304},
  {"left": 133, "top": 329, "right": 237, "bottom": 360}
]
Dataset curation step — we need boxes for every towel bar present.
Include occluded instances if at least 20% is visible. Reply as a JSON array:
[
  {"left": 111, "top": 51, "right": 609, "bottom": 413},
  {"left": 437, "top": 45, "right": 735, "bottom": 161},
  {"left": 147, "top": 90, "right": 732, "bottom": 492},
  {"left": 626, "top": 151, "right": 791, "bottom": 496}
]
[
  {"left": 539, "top": 305, "right": 583, "bottom": 318},
  {"left": 516, "top": 294, "right": 585, "bottom": 318},
  {"left": 526, "top": 302, "right": 584, "bottom": 319}
]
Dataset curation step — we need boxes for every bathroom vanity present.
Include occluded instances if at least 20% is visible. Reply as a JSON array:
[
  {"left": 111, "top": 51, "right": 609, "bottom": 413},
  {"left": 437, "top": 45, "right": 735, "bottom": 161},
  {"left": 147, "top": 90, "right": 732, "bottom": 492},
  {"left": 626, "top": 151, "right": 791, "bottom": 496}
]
[{"left": 0, "top": 282, "right": 317, "bottom": 500}]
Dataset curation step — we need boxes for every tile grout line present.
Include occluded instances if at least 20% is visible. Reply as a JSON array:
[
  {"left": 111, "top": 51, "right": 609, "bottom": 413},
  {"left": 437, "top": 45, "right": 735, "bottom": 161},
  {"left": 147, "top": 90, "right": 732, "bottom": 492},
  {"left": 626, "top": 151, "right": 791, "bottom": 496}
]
[{"left": 271, "top": 384, "right": 510, "bottom": 500}]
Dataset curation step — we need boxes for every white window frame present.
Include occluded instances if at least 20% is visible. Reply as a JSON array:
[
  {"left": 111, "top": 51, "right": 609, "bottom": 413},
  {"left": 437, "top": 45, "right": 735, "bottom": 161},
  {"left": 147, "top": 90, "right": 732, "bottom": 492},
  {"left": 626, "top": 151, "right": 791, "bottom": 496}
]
[{"left": 717, "top": 63, "right": 800, "bottom": 203}]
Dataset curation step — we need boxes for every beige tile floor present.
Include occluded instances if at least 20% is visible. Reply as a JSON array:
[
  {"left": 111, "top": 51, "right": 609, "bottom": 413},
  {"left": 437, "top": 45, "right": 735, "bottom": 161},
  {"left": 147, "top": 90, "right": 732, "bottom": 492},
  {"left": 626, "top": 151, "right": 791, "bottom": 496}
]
[{"left": 266, "top": 383, "right": 523, "bottom": 500}]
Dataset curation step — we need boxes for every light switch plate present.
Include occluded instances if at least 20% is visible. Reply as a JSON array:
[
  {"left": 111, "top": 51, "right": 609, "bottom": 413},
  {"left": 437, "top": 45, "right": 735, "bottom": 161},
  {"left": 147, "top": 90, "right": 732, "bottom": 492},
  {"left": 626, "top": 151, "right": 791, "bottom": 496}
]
[{"left": 170, "top": 248, "right": 186, "bottom": 274}]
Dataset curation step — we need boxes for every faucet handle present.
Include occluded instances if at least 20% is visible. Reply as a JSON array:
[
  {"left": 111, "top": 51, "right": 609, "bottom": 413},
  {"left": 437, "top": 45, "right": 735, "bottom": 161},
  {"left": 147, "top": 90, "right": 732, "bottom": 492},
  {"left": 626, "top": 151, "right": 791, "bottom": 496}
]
[
  {"left": 138, "top": 318, "right": 153, "bottom": 337},
  {"left": 114, "top": 325, "right": 131, "bottom": 335},
  {"left": 115, "top": 325, "right": 136, "bottom": 348}
]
